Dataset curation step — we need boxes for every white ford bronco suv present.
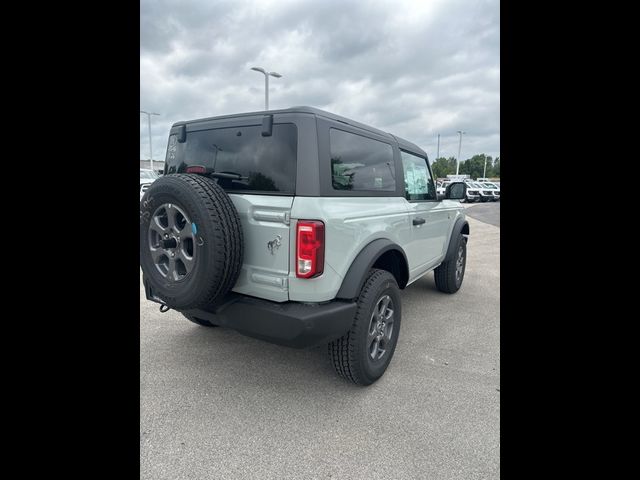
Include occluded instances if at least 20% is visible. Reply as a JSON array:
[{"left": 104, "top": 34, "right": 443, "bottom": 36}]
[{"left": 140, "top": 106, "right": 469, "bottom": 385}]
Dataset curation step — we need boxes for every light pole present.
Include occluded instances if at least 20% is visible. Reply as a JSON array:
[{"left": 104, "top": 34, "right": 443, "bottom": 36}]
[
  {"left": 456, "top": 130, "right": 465, "bottom": 176},
  {"left": 140, "top": 110, "right": 160, "bottom": 171},
  {"left": 483, "top": 155, "right": 488, "bottom": 179},
  {"left": 250, "top": 66, "right": 282, "bottom": 110},
  {"left": 436, "top": 133, "right": 440, "bottom": 161}
]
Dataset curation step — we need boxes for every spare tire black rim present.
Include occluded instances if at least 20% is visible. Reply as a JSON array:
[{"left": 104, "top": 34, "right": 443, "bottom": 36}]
[{"left": 147, "top": 203, "right": 196, "bottom": 281}]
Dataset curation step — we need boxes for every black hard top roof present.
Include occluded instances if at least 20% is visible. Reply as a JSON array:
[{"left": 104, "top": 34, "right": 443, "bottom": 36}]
[{"left": 173, "top": 106, "right": 428, "bottom": 157}]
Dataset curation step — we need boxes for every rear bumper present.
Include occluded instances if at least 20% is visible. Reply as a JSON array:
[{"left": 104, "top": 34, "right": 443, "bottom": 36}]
[{"left": 144, "top": 278, "right": 356, "bottom": 348}]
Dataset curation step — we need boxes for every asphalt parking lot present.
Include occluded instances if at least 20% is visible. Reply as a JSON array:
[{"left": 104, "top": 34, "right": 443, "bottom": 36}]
[
  {"left": 140, "top": 203, "right": 500, "bottom": 480},
  {"left": 463, "top": 201, "right": 500, "bottom": 227}
]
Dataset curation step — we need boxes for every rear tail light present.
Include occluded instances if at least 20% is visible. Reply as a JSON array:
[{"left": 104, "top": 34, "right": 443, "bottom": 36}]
[
  {"left": 296, "top": 220, "right": 325, "bottom": 278},
  {"left": 186, "top": 165, "right": 207, "bottom": 174}
]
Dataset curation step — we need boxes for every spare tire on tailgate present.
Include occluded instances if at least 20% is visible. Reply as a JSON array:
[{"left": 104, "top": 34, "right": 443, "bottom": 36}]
[{"left": 139, "top": 174, "right": 244, "bottom": 310}]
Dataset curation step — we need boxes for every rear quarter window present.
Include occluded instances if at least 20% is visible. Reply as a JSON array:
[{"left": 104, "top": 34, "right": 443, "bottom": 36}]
[{"left": 329, "top": 128, "right": 396, "bottom": 191}]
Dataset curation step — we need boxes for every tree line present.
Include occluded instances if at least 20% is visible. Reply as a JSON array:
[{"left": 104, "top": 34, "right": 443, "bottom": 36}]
[{"left": 430, "top": 154, "right": 500, "bottom": 180}]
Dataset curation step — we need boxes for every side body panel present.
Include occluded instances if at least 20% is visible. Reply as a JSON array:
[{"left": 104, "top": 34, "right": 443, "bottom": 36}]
[{"left": 288, "top": 197, "right": 412, "bottom": 302}]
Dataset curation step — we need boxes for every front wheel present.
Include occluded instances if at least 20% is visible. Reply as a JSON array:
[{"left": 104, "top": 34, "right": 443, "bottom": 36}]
[
  {"left": 328, "top": 269, "right": 402, "bottom": 386},
  {"left": 434, "top": 234, "right": 467, "bottom": 293}
]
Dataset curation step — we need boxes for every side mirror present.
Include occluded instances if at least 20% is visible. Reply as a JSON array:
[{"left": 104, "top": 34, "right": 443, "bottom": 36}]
[{"left": 445, "top": 182, "right": 466, "bottom": 200}]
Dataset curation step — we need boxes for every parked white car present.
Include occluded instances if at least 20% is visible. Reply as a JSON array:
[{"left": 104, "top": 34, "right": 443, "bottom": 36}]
[
  {"left": 462, "top": 182, "right": 480, "bottom": 202},
  {"left": 465, "top": 182, "right": 493, "bottom": 202},
  {"left": 481, "top": 182, "right": 500, "bottom": 201},
  {"left": 140, "top": 168, "right": 159, "bottom": 200},
  {"left": 436, "top": 180, "right": 450, "bottom": 197}
]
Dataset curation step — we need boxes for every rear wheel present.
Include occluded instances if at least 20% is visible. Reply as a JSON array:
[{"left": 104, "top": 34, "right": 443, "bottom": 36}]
[{"left": 328, "top": 269, "right": 401, "bottom": 386}]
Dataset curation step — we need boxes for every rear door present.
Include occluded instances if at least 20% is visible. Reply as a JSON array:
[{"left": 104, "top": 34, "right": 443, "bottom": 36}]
[
  {"left": 164, "top": 120, "right": 299, "bottom": 302},
  {"left": 228, "top": 194, "right": 293, "bottom": 302}
]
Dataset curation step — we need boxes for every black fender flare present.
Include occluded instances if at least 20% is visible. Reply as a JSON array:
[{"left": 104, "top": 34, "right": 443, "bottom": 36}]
[
  {"left": 336, "top": 239, "right": 409, "bottom": 300},
  {"left": 444, "top": 217, "right": 470, "bottom": 262}
]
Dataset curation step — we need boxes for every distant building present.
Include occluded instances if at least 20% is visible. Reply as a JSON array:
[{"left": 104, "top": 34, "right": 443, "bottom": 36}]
[{"left": 446, "top": 174, "right": 470, "bottom": 181}]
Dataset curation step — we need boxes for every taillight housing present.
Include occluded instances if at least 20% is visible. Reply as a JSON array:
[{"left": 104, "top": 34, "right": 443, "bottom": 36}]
[
  {"left": 185, "top": 165, "right": 207, "bottom": 174},
  {"left": 296, "top": 220, "right": 325, "bottom": 278}
]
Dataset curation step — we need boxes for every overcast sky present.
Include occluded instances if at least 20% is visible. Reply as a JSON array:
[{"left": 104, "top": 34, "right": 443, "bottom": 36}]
[{"left": 140, "top": 0, "right": 499, "bottom": 164}]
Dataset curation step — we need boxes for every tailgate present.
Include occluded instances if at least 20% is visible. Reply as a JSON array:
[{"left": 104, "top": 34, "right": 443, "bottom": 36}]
[{"left": 228, "top": 194, "right": 293, "bottom": 302}]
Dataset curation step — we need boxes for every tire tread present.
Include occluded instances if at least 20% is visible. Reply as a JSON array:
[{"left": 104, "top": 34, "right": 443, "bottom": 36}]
[
  {"left": 140, "top": 174, "right": 244, "bottom": 310},
  {"left": 328, "top": 269, "right": 398, "bottom": 385},
  {"left": 434, "top": 235, "right": 465, "bottom": 294}
]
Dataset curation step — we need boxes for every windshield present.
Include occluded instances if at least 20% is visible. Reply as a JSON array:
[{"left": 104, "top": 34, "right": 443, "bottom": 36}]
[
  {"left": 483, "top": 183, "right": 496, "bottom": 189},
  {"left": 140, "top": 170, "right": 159, "bottom": 180}
]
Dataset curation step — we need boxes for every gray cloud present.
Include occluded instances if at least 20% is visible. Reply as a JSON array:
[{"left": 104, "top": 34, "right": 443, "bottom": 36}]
[{"left": 140, "top": 0, "right": 499, "bottom": 164}]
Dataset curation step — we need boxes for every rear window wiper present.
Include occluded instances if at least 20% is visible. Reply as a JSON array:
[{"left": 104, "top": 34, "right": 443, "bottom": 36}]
[{"left": 210, "top": 171, "right": 245, "bottom": 180}]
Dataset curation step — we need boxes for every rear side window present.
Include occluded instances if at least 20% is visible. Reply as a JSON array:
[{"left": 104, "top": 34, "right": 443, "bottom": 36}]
[
  {"left": 165, "top": 123, "right": 297, "bottom": 194},
  {"left": 330, "top": 129, "right": 395, "bottom": 191}
]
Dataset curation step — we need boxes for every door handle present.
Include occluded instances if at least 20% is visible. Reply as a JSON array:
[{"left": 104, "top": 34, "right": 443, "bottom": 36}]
[{"left": 413, "top": 217, "right": 426, "bottom": 226}]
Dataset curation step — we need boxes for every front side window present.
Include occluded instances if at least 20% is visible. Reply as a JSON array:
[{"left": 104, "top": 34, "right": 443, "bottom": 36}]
[
  {"left": 330, "top": 129, "right": 396, "bottom": 191},
  {"left": 401, "top": 151, "right": 436, "bottom": 201}
]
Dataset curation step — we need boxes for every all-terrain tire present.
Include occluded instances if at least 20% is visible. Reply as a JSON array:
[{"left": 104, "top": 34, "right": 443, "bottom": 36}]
[
  {"left": 140, "top": 174, "right": 243, "bottom": 310},
  {"left": 328, "top": 269, "right": 402, "bottom": 386},
  {"left": 434, "top": 234, "right": 467, "bottom": 293}
]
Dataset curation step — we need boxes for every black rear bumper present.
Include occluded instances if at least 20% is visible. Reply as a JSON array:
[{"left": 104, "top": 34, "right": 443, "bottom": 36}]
[{"left": 144, "top": 279, "right": 357, "bottom": 348}]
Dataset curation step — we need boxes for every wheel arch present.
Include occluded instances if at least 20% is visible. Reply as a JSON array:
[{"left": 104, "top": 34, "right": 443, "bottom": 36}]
[
  {"left": 444, "top": 217, "right": 470, "bottom": 262},
  {"left": 336, "top": 239, "right": 409, "bottom": 300}
]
